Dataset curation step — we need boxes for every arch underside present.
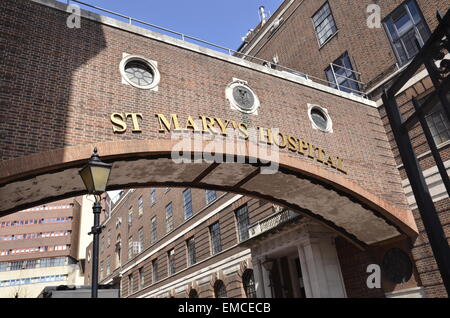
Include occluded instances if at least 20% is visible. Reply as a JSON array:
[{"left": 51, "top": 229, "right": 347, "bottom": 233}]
[{"left": 0, "top": 142, "right": 418, "bottom": 249}]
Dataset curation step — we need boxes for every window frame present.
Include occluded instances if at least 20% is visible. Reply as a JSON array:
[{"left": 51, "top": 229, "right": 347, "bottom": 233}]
[
  {"left": 209, "top": 222, "right": 222, "bottom": 255},
  {"left": 183, "top": 188, "right": 193, "bottom": 220},
  {"left": 165, "top": 202, "right": 174, "bottom": 233},
  {"left": 382, "top": 0, "right": 431, "bottom": 67},
  {"left": 325, "top": 51, "right": 360, "bottom": 95},
  {"left": 311, "top": 1, "right": 338, "bottom": 47},
  {"left": 186, "top": 237, "right": 196, "bottom": 266},
  {"left": 205, "top": 190, "right": 217, "bottom": 205},
  {"left": 235, "top": 205, "right": 250, "bottom": 242}
]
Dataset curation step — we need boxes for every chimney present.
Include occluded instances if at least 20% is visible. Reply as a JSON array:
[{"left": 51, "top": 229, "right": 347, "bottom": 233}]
[{"left": 259, "top": 6, "right": 267, "bottom": 25}]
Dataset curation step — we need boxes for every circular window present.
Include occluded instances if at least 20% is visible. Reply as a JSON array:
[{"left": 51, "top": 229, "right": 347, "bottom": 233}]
[
  {"left": 124, "top": 61, "right": 154, "bottom": 86},
  {"left": 119, "top": 55, "right": 160, "bottom": 90},
  {"left": 308, "top": 104, "right": 333, "bottom": 133},
  {"left": 226, "top": 80, "right": 260, "bottom": 114},
  {"left": 382, "top": 248, "right": 413, "bottom": 284}
]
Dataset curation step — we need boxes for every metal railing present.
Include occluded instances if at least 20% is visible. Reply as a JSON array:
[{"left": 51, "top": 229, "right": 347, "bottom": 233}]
[
  {"left": 328, "top": 63, "right": 365, "bottom": 96},
  {"left": 65, "top": 0, "right": 368, "bottom": 97},
  {"left": 248, "top": 209, "right": 301, "bottom": 239}
]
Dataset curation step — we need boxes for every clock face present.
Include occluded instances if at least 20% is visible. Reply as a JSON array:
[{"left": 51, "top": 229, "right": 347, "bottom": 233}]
[{"left": 382, "top": 248, "right": 413, "bottom": 284}]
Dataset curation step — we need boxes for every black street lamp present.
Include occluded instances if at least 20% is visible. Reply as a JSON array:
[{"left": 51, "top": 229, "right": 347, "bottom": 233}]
[{"left": 79, "top": 147, "right": 112, "bottom": 298}]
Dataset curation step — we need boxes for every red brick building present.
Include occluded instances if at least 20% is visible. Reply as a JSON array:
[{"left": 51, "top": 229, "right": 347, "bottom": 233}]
[
  {"left": 0, "top": 198, "right": 84, "bottom": 297},
  {"left": 0, "top": 0, "right": 448, "bottom": 298}
]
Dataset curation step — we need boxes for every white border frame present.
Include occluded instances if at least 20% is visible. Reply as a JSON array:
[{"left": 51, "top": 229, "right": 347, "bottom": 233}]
[
  {"left": 225, "top": 78, "right": 260, "bottom": 115},
  {"left": 120, "top": 53, "right": 160, "bottom": 91},
  {"left": 307, "top": 103, "right": 333, "bottom": 133}
]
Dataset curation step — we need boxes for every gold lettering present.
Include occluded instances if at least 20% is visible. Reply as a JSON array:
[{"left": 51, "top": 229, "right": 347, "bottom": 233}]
[
  {"left": 288, "top": 136, "right": 298, "bottom": 152},
  {"left": 200, "top": 116, "right": 218, "bottom": 134},
  {"left": 326, "top": 155, "right": 337, "bottom": 169},
  {"left": 186, "top": 115, "right": 201, "bottom": 132},
  {"left": 156, "top": 114, "right": 182, "bottom": 132},
  {"left": 214, "top": 117, "right": 230, "bottom": 135},
  {"left": 125, "top": 113, "right": 143, "bottom": 132},
  {"left": 316, "top": 147, "right": 326, "bottom": 163},
  {"left": 238, "top": 122, "right": 249, "bottom": 140},
  {"left": 298, "top": 139, "right": 309, "bottom": 155},
  {"left": 111, "top": 113, "right": 127, "bottom": 133},
  {"left": 274, "top": 132, "right": 287, "bottom": 148},
  {"left": 258, "top": 127, "right": 273, "bottom": 144},
  {"left": 337, "top": 157, "right": 347, "bottom": 174},
  {"left": 308, "top": 144, "right": 317, "bottom": 159}
]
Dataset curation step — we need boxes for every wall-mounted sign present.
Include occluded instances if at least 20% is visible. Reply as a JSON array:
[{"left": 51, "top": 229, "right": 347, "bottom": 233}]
[{"left": 110, "top": 112, "right": 347, "bottom": 174}]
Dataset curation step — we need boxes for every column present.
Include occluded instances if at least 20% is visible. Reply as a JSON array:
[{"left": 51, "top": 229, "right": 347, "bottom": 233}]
[
  {"left": 297, "top": 233, "right": 347, "bottom": 298},
  {"left": 251, "top": 258, "right": 266, "bottom": 298},
  {"left": 261, "top": 261, "right": 273, "bottom": 298}
]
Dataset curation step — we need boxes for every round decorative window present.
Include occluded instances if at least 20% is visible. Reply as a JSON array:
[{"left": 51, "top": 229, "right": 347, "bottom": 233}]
[
  {"left": 307, "top": 104, "right": 333, "bottom": 133},
  {"left": 226, "top": 79, "right": 260, "bottom": 114},
  {"left": 382, "top": 248, "right": 413, "bottom": 284},
  {"left": 119, "top": 55, "right": 160, "bottom": 90},
  {"left": 125, "top": 61, "right": 154, "bottom": 86}
]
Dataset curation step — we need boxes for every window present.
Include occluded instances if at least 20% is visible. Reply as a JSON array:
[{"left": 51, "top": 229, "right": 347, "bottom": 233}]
[
  {"left": 138, "top": 196, "right": 144, "bottom": 217},
  {"left": 187, "top": 237, "right": 196, "bottom": 266},
  {"left": 106, "top": 257, "right": 111, "bottom": 276},
  {"left": 243, "top": 269, "right": 256, "bottom": 298},
  {"left": 151, "top": 216, "right": 157, "bottom": 244},
  {"left": 205, "top": 190, "right": 217, "bottom": 205},
  {"left": 150, "top": 188, "right": 156, "bottom": 205},
  {"left": 214, "top": 280, "right": 227, "bottom": 298},
  {"left": 383, "top": 0, "right": 431, "bottom": 66},
  {"left": 183, "top": 189, "right": 193, "bottom": 220},
  {"left": 128, "top": 274, "right": 134, "bottom": 294},
  {"left": 312, "top": 2, "right": 337, "bottom": 46},
  {"left": 325, "top": 52, "right": 360, "bottom": 94},
  {"left": 425, "top": 97, "right": 450, "bottom": 145},
  {"left": 166, "top": 203, "right": 174, "bottom": 233},
  {"left": 209, "top": 222, "right": 222, "bottom": 255},
  {"left": 168, "top": 249, "right": 176, "bottom": 276},
  {"left": 128, "top": 207, "right": 133, "bottom": 230},
  {"left": 115, "top": 235, "right": 121, "bottom": 268},
  {"left": 189, "top": 289, "right": 199, "bottom": 298},
  {"left": 100, "top": 262, "right": 104, "bottom": 280},
  {"left": 138, "top": 228, "right": 144, "bottom": 254},
  {"left": 119, "top": 55, "right": 161, "bottom": 90},
  {"left": 128, "top": 236, "right": 133, "bottom": 260},
  {"left": 152, "top": 259, "right": 159, "bottom": 283},
  {"left": 235, "top": 205, "right": 250, "bottom": 242},
  {"left": 139, "top": 267, "right": 144, "bottom": 290},
  {"left": 307, "top": 104, "right": 333, "bottom": 133}
]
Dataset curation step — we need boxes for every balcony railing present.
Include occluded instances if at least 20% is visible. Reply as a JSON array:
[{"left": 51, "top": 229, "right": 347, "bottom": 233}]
[{"left": 248, "top": 209, "right": 301, "bottom": 239}]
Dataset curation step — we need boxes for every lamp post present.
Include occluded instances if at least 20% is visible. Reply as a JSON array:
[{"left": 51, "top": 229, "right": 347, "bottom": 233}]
[
  {"left": 262, "top": 258, "right": 275, "bottom": 298},
  {"left": 79, "top": 147, "right": 112, "bottom": 298}
]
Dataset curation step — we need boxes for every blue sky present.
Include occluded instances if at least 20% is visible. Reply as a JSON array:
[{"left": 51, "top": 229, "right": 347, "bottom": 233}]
[{"left": 65, "top": 0, "right": 284, "bottom": 51}]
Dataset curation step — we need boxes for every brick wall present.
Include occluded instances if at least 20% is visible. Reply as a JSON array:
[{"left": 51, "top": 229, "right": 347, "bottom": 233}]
[{"left": 241, "top": 0, "right": 448, "bottom": 92}]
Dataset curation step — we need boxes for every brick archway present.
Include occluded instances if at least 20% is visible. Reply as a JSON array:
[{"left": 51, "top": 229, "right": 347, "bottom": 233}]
[{"left": 0, "top": 139, "right": 417, "bottom": 249}]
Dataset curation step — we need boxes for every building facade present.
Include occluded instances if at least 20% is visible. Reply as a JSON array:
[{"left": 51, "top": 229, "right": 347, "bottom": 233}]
[
  {"left": 0, "top": 0, "right": 448, "bottom": 299},
  {"left": 0, "top": 198, "right": 85, "bottom": 298},
  {"left": 85, "top": 186, "right": 422, "bottom": 298},
  {"left": 237, "top": 0, "right": 450, "bottom": 298}
]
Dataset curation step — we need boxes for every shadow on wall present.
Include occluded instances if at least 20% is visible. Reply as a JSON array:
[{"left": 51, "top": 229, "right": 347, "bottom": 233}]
[{"left": 0, "top": 0, "right": 106, "bottom": 160}]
